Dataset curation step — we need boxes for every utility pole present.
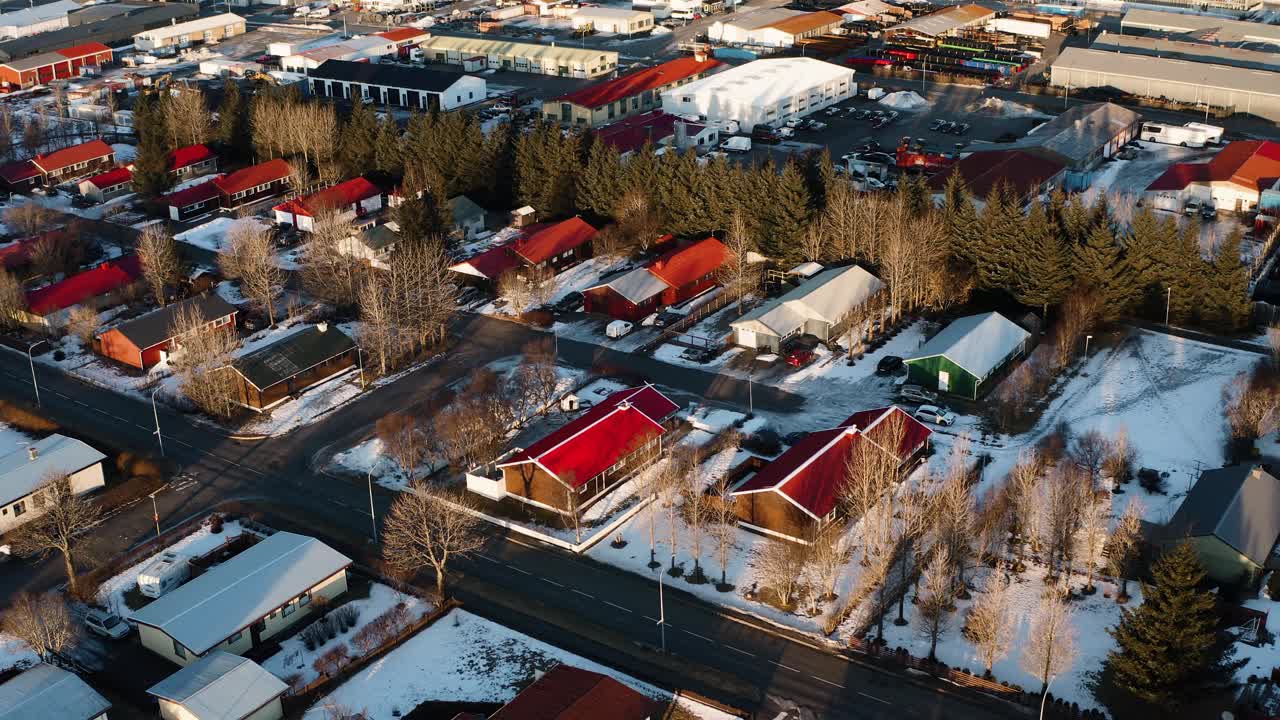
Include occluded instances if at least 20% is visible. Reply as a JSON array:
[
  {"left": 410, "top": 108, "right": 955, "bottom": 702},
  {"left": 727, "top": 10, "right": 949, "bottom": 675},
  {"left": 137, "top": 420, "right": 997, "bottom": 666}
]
[
  {"left": 26, "top": 340, "right": 44, "bottom": 406},
  {"left": 1165, "top": 286, "right": 1172, "bottom": 326},
  {"left": 151, "top": 387, "right": 165, "bottom": 457},
  {"left": 657, "top": 569, "right": 667, "bottom": 653},
  {"left": 148, "top": 487, "right": 165, "bottom": 540},
  {"left": 367, "top": 470, "right": 378, "bottom": 542},
  {"left": 1084, "top": 334, "right": 1093, "bottom": 358}
]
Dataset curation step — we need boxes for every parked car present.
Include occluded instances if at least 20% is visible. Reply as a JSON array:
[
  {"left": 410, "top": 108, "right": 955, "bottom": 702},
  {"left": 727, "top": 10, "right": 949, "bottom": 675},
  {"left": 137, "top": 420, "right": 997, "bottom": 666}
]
[
  {"left": 606, "top": 320, "right": 633, "bottom": 338},
  {"left": 807, "top": 120, "right": 828, "bottom": 131},
  {"left": 855, "top": 110, "right": 871, "bottom": 121},
  {"left": 1201, "top": 203, "right": 1217, "bottom": 220},
  {"left": 930, "top": 118, "right": 946, "bottom": 131},
  {"left": 681, "top": 346, "right": 717, "bottom": 363},
  {"left": 552, "top": 291, "right": 584, "bottom": 314},
  {"left": 85, "top": 609, "right": 130, "bottom": 640},
  {"left": 898, "top": 384, "right": 938, "bottom": 404},
  {"left": 825, "top": 106, "right": 842, "bottom": 116},
  {"left": 871, "top": 117, "right": 888, "bottom": 129},
  {"left": 654, "top": 310, "right": 684, "bottom": 328},
  {"left": 914, "top": 404, "right": 956, "bottom": 426},
  {"left": 938, "top": 121, "right": 956, "bottom": 134},
  {"left": 785, "top": 347, "right": 816, "bottom": 368},
  {"left": 953, "top": 122, "right": 971, "bottom": 135},
  {"left": 1184, "top": 199, "right": 1201, "bottom": 216},
  {"left": 876, "top": 355, "right": 904, "bottom": 375}
]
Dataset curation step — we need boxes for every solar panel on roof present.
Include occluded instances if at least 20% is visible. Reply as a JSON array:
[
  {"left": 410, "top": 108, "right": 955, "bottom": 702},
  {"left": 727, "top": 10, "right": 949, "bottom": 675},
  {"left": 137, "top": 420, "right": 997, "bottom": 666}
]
[{"left": 264, "top": 354, "right": 299, "bottom": 377}]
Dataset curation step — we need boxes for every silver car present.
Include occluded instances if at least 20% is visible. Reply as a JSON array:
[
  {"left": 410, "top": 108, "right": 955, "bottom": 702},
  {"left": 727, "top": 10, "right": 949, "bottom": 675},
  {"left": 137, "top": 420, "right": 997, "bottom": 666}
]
[
  {"left": 914, "top": 404, "right": 956, "bottom": 427},
  {"left": 85, "top": 609, "right": 130, "bottom": 640},
  {"left": 898, "top": 384, "right": 938, "bottom": 404}
]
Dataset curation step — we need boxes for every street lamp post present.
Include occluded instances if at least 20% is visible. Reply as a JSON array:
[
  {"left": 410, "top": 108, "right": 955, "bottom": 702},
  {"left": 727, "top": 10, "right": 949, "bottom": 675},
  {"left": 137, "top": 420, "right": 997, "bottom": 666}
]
[
  {"left": 357, "top": 347, "right": 366, "bottom": 390},
  {"left": 148, "top": 486, "right": 165, "bottom": 540},
  {"left": 657, "top": 568, "right": 667, "bottom": 653},
  {"left": 367, "top": 470, "right": 378, "bottom": 543},
  {"left": 747, "top": 368, "right": 753, "bottom": 415},
  {"left": 26, "top": 340, "right": 45, "bottom": 406},
  {"left": 1084, "top": 334, "right": 1093, "bottom": 358},
  {"left": 1040, "top": 674, "right": 1057, "bottom": 720},
  {"left": 151, "top": 387, "right": 165, "bottom": 457},
  {"left": 1165, "top": 286, "right": 1172, "bottom": 326}
]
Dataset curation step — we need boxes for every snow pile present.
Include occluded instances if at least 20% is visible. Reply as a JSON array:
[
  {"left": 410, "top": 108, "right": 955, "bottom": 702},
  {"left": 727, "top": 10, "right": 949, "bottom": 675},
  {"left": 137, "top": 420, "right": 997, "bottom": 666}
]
[
  {"left": 879, "top": 90, "right": 929, "bottom": 111},
  {"left": 965, "top": 97, "right": 1049, "bottom": 119},
  {"left": 0, "top": 634, "right": 37, "bottom": 673},
  {"left": 302, "top": 609, "right": 663, "bottom": 718},
  {"left": 96, "top": 520, "right": 245, "bottom": 614},
  {"left": 175, "top": 216, "right": 272, "bottom": 255}
]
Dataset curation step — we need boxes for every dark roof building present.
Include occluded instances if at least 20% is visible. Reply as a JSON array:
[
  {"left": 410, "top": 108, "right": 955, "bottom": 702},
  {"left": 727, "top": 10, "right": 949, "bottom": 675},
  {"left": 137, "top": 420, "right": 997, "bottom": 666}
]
[
  {"left": 97, "top": 294, "right": 238, "bottom": 370},
  {"left": 230, "top": 324, "right": 357, "bottom": 411},
  {"left": 1163, "top": 465, "right": 1280, "bottom": 585},
  {"left": 929, "top": 148, "right": 1067, "bottom": 201},
  {"left": 308, "top": 59, "right": 485, "bottom": 112}
]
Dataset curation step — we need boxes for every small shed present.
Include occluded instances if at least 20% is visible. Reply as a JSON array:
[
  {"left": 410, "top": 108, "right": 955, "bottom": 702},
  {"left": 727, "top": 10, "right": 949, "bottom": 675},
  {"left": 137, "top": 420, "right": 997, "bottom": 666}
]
[
  {"left": 904, "top": 312, "right": 1030, "bottom": 400},
  {"left": 148, "top": 651, "right": 287, "bottom": 720}
]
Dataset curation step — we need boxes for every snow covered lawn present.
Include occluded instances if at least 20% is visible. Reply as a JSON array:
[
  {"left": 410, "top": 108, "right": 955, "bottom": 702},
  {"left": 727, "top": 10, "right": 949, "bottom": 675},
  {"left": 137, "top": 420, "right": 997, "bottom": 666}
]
[
  {"left": 175, "top": 216, "right": 273, "bottom": 256},
  {"left": 301, "top": 608, "right": 663, "bottom": 719},
  {"left": 0, "top": 634, "right": 36, "bottom": 673},
  {"left": 262, "top": 582, "right": 433, "bottom": 689},
  {"left": 96, "top": 520, "right": 246, "bottom": 614}
]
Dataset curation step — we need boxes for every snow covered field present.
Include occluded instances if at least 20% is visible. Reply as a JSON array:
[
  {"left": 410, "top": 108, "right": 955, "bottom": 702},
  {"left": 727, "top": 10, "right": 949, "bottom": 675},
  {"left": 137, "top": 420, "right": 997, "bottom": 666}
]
[
  {"left": 301, "top": 609, "right": 664, "bottom": 719},
  {"left": 96, "top": 520, "right": 246, "bottom": 614}
]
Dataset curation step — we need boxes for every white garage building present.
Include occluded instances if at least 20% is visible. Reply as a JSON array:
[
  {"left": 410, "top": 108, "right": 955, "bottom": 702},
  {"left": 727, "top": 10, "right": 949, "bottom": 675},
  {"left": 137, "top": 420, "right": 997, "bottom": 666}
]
[
  {"left": 570, "top": 7, "right": 654, "bottom": 34},
  {"left": 661, "top": 57, "right": 855, "bottom": 132}
]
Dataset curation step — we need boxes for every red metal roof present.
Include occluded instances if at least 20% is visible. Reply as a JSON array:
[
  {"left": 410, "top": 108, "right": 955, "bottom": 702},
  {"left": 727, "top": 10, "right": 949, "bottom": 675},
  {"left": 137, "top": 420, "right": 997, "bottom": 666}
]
[
  {"left": 214, "top": 158, "right": 291, "bottom": 196},
  {"left": 25, "top": 255, "right": 142, "bottom": 316},
  {"left": 273, "top": 177, "right": 381, "bottom": 218},
  {"left": 928, "top": 149, "right": 1065, "bottom": 199},
  {"left": 512, "top": 217, "right": 597, "bottom": 265},
  {"left": 490, "top": 665, "right": 661, "bottom": 720},
  {"left": 164, "top": 178, "right": 221, "bottom": 208},
  {"left": 732, "top": 406, "right": 930, "bottom": 519},
  {"left": 0, "top": 239, "right": 34, "bottom": 269},
  {"left": 556, "top": 56, "right": 722, "bottom": 110},
  {"left": 499, "top": 386, "right": 679, "bottom": 486},
  {"left": 55, "top": 42, "right": 112, "bottom": 60},
  {"left": 168, "top": 144, "right": 215, "bottom": 172},
  {"left": 1145, "top": 140, "right": 1280, "bottom": 193},
  {"left": 85, "top": 166, "right": 132, "bottom": 189},
  {"left": 595, "top": 111, "right": 708, "bottom": 155},
  {"left": 377, "top": 27, "right": 428, "bottom": 42},
  {"left": 450, "top": 244, "right": 520, "bottom": 280},
  {"left": 0, "top": 160, "right": 39, "bottom": 185},
  {"left": 30, "top": 139, "right": 113, "bottom": 174},
  {"left": 648, "top": 236, "right": 726, "bottom": 289}
]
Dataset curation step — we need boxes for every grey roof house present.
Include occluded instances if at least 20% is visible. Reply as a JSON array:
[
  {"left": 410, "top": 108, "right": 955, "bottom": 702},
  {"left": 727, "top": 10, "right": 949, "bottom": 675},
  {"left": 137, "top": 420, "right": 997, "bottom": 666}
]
[
  {"left": 451, "top": 195, "right": 487, "bottom": 240},
  {"left": 149, "top": 651, "right": 287, "bottom": 720},
  {"left": 731, "top": 265, "right": 884, "bottom": 353},
  {"left": 130, "top": 531, "right": 352, "bottom": 665},
  {"left": 1004, "top": 102, "right": 1142, "bottom": 190},
  {"left": 0, "top": 663, "right": 110, "bottom": 720},
  {"left": 97, "top": 293, "right": 238, "bottom": 370},
  {"left": 0, "top": 434, "right": 106, "bottom": 535},
  {"left": 1162, "top": 465, "right": 1280, "bottom": 586}
]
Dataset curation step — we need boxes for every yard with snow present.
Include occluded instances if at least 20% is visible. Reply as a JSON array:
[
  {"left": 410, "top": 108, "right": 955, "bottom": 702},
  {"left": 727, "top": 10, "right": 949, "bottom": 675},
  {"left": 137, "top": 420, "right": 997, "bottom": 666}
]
[
  {"left": 301, "top": 608, "right": 664, "bottom": 719},
  {"left": 96, "top": 519, "right": 248, "bottom": 615}
]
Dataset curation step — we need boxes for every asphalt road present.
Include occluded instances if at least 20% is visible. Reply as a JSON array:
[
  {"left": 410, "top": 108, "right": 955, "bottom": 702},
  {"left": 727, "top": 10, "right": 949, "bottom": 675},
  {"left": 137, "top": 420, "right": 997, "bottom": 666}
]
[{"left": 0, "top": 311, "right": 1021, "bottom": 718}]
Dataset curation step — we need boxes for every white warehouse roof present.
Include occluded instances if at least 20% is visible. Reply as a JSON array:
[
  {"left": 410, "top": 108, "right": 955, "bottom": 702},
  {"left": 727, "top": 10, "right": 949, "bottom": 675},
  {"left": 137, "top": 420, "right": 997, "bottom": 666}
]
[
  {"left": 0, "top": 434, "right": 105, "bottom": 506},
  {"left": 733, "top": 264, "right": 883, "bottom": 337},
  {"left": 1052, "top": 47, "right": 1280, "bottom": 99},
  {"left": 0, "top": 663, "right": 110, "bottom": 720},
  {"left": 149, "top": 652, "right": 286, "bottom": 719},
  {"left": 135, "top": 12, "right": 244, "bottom": 41},
  {"left": 0, "top": 0, "right": 81, "bottom": 28},
  {"left": 662, "top": 57, "right": 853, "bottom": 110},
  {"left": 129, "top": 531, "right": 352, "bottom": 655},
  {"left": 1120, "top": 8, "right": 1280, "bottom": 46},
  {"left": 908, "top": 312, "right": 1030, "bottom": 380}
]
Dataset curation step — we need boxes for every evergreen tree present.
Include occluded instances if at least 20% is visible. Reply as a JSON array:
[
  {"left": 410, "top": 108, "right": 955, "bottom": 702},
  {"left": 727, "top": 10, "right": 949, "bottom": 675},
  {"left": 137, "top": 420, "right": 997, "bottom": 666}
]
[
  {"left": 1124, "top": 207, "right": 1174, "bottom": 318},
  {"left": 1099, "top": 542, "right": 1244, "bottom": 715},
  {"left": 760, "top": 160, "right": 812, "bottom": 265},
  {"left": 477, "top": 120, "right": 516, "bottom": 209},
  {"left": 803, "top": 149, "right": 837, "bottom": 211},
  {"left": 131, "top": 93, "right": 172, "bottom": 199},
  {"left": 1060, "top": 193, "right": 1093, "bottom": 247},
  {"left": 575, "top": 135, "right": 623, "bottom": 221},
  {"left": 216, "top": 80, "right": 248, "bottom": 161},
  {"left": 940, "top": 171, "right": 981, "bottom": 265},
  {"left": 1014, "top": 199, "right": 1071, "bottom": 309},
  {"left": 339, "top": 99, "right": 379, "bottom": 179},
  {"left": 977, "top": 182, "right": 1022, "bottom": 292},
  {"left": 1074, "top": 222, "right": 1130, "bottom": 320},
  {"left": 1200, "top": 228, "right": 1253, "bottom": 332},
  {"left": 661, "top": 151, "right": 704, "bottom": 237},
  {"left": 374, "top": 112, "right": 402, "bottom": 176},
  {"left": 898, "top": 174, "right": 930, "bottom": 217},
  {"left": 1164, "top": 220, "right": 1206, "bottom": 325}
]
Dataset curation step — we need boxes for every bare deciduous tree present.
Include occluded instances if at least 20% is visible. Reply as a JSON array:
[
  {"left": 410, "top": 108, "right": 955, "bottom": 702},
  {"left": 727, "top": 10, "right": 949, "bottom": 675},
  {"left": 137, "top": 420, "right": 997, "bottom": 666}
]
[
  {"left": 219, "top": 220, "right": 282, "bottom": 327},
  {"left": 301, "top": 209, "right": 364, "bottom": 309},
  {"left": 916, "top": 546, "right": 953, "bottom": 662},
  {"left": 376, "top": 412, "right": 424, "bottom": 484},
  {"left": 755, "top": 539, "right": 806, "bottom": 609},
  {"left": 710, "top": 473, "right": 738, "bottom": 589},
  {"left": 1007, "top": 452, "right": 1043, "bottom": 568},
  {"left": 165, "top": 85, "right": 213, "bottom": 149},
  {"left": 1069, "top": 429, "right": 1109, "bottom": 491},
  {"left": 3, "top": 203, "right": 56, "bottom": 237},
  {"left": 1106, "top": 500, "right": 1144, "bottom": 602},
  {"left": 137, "top": 223, "right": 181, "bottom": 306},
  {"left": 1, "top": 591, "right": 78, "bottom": 661},
  {"left": 66, "top": 305, "right": 99, "bottom": 346},
  {"left": 10, "top": 474, "right": 102, "bottom": 596},
  {"left": 1079, "top": 491, "right": 1108, "bottom": 594},
  {"left": 381, "top": 489, "right": 484, "bottom": 596},
  {"left": 808, "top": 528, "right": 848, "bottom": 608},
  {"left": 1053, "top": 289, "right": 1101, "bottom": 369},
  {"left": 965, "top": 563, "right": 1014, "bottom": 677},
  {"left": 0, "top": 270, "right": 27, "bottom": 329},
  {"left": 682, "top": 477, "right": 711, "bottom": 582},
  {"left": 169, "top": 302, "right": 238, "bottom": 418},
  {"left": 1021, "top": 593, "right": 1076, "bottom": 695},
  {"left": 1225, "top": 367, "right": 1280, "bottom": 440},
  {"left": 719, "top": 211, "right": 756, "bottom": 316}
]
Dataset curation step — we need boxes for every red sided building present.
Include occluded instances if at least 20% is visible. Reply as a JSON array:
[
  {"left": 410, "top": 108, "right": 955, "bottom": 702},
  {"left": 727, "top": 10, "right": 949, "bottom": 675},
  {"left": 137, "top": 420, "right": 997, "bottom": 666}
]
[
  {"left": 495, "top": 385, "right": 679, "bottom": 515},
  {"left": 730, "top": 406, "right": 931, "bottom": 543},
  {"left": 510, "top": 217, "right": 598, "bottom": 272},
  {"left": 164, "top": 158, "right": 292, "bottom": 222},
  {"left": 271, "top": 176, "right": 383, "bottom": 232},
  {"left": 78, "top": 166, "right": 133, "bottom": 203},
  {"left": 546, "top": 54, "right": 722, "bottom": 127},
  {"left": 20, "top": 255, "right": 142, "bottom": 327},
  {"left": 1, "top": 139, "right": 115, "bottom": 190},
  {"left": 489, "top": 664, "right": 663, "bottom": 720},
  {"left": 0, "top": 43, "right": 114, "bottom": 91},
  {"left": 584, "top": 236, "right": 726, "bottom": 321}
]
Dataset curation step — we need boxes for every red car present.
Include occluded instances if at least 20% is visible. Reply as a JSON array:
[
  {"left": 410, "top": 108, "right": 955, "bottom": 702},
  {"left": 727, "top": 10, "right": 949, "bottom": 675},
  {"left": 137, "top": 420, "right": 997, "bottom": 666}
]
[{"left": 785, "top": 348, "right": 816, "bottom": 368}]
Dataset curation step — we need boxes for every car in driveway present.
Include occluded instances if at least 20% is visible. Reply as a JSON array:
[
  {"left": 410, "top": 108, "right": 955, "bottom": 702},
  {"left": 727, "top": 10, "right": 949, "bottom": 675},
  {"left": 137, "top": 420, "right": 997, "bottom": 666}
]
[
  {"left": 914, "top": 404, "right": 956, "bottom": 426},
  {"left": 898, "top": 384, "right": 938, "bottom": 404},
  {"left": 876, "top": 355, "right": 904, "bottom": 376},
  {"left": 85, "top": 609, "right": 130, "bottom": 640},
  {"left": 930, "top": 118, "right": 946, "bottom": 131},
  {"left": 785, "top": 347, "right": 816, "bottom": 368}
]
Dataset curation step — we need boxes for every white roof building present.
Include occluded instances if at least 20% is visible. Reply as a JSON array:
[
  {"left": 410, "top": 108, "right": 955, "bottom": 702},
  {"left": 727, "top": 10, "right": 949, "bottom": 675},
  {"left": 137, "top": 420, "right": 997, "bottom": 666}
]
[
  {"left": 0, "top": 663, "right": 110, "bottom": 720},
  {"left": 133, "top": 13, "right": 246, "bottom": 51},
  {"left": 907, "top": 311, "right": 1031, "bottom": 381},
  {"left": 569, "top": 6, "right": 654, "bottom": 34},
  {"left": 661, "top": 57, "right": 855, "bottom": 131},
  {"left": 149, "top": 652, "right": 287, "bottom": 720},
  {"left": 731, "top": 264, "right": 883, "bottom": 351},
  {"left": 130, "top": 531, "right": 352, "bottom": 658},
  {"left": 0, "top": 0, "right": 80, "bottom": 40},
  {"left": 0, "top": 434, "right": 105, "bottom": 508}
]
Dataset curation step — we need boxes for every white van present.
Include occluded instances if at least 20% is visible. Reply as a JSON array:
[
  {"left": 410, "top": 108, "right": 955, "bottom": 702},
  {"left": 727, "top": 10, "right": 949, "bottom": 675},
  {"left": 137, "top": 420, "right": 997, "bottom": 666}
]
[
  {"left": 1140, "top": 122, "right": 1208, "bottom": 148},
  {"left": 1183, "top": 122, "right": 1223, "bottom": 145},
  {"left": 606, "top": 320, "right": 633, "bottom": 338},
  {"left": 137, "top": 551, "right": 191, "bottom": 598}
]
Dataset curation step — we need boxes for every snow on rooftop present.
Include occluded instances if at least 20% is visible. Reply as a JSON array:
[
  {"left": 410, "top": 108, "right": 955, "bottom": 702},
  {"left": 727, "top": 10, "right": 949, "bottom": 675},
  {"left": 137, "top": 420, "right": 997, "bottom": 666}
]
[
  {"left": 661, "top": 57, "right": 854, "bottom": 109},
  {"left": 907, "top": 312, "right": 1030, "bottom": 381}
]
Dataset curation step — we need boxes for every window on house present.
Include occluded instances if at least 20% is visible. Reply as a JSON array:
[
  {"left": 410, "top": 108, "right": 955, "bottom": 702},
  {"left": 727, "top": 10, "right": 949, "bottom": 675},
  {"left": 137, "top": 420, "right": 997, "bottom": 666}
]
[
  {"left": 298, "top": 592, "right": 312, "bottom": 607},
  {"left": 173, "top": 640, "right": 186, "bottom": 659},
  {"left": 226, "top": 629, "right": 243, "bottom": 644},
  {"left": 12, "top": 501, "right": 24, "bottom": 517},
  {"left": 282, "top": 602, "right": 296, "bottom": 617}
]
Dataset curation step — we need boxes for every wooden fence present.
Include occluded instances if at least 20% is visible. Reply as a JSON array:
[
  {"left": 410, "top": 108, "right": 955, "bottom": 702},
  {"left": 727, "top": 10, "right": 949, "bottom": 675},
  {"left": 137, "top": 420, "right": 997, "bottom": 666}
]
[
  {"left": 846, "top": 636, "right": 1017, "bottom": 696},
  {"left": 637, "top": 289, "right": 735, "bottom": 355}
]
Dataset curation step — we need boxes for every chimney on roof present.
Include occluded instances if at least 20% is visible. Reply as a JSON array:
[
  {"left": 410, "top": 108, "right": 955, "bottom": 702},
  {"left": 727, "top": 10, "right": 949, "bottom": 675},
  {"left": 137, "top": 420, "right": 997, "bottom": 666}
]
[
  {"left": 694, "top": 48, "right": 707, "bottom": 62},
  {"left": 27, "top": 446, "right": 37, "bottom": 461},
  {"left": 317, "top": 321, "right": 328, "bottom": 333}
]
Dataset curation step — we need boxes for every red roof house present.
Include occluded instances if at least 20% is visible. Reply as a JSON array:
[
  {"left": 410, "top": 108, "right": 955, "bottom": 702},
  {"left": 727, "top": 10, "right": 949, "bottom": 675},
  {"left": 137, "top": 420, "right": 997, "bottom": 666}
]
[
  {"left": 731, "top": 406, "right": 930, "bottom": 543},
  {"left": 550, "top": 55, "right": 722, "bottom": 127},
  {"left": 21, "top": 255, "right": 142, "bottom": 326},
  {"left": 272, "top": 177, "right": 383, "bottom": 232},
  {"left": 2, "top": 139, "right": 118, "bottom": 188},
  {"left": 928, "top": 148, "right": 1066, "bottom": 201},
  {"left": 448, "top": 244, "right": 521, "bottom": 285},
  {"left": 495, "top": 385, "right": 679, "bottom": 515},
  {"left": 164, "top": 179, "right": 223, "bottom": 222},
  {"left": 168, "top": 144, "right": 218, "bottom": 179},
  {"left": 213, "top": 158, "right": 292, "bottom": 203},
  {"left": 511, "top": 217, "right": 598, "bottom": 269},
  {"left": 584, "top": 237, "right": 727, "bottom": 321},
  {"left": 595, "top": 111, "right": 717, "bottom": 157},
  {"left": 0, "top": 160, "right": 42, "bottom": 191},
  {"left": 1145, "top": 140, "right": 1280, "bottom": 213},
  {"left": 490, "top": 664, "right": 662, "bottom": 720},
  {"left": 78, "top": 166, "right": 133, "bottom": 203}
]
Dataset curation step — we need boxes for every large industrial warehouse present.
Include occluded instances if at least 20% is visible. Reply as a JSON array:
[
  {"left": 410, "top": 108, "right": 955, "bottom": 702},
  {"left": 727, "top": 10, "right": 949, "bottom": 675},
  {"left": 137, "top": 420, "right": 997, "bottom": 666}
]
[
  {"left": 1090, "top": 31, "right": 1280, "bottom": 73},
  {"left": 1118, "top": 9, "right": 1280, "bottom": 45},
  {"left": 660, "top": 57, "right": 854, "bottom": 132},
  {"left": 418, "top": 36, "right": 618, "bottom": 78},
  {"left": 1050, "top": 47, "right": 1280, "bottom": 123}
]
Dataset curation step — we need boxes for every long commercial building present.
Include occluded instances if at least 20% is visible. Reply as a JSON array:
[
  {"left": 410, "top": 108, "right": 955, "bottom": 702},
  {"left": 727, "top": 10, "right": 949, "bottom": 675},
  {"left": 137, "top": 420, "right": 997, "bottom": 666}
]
[
  {"left": 1050, "top": 46, "right": 1280, "bottom": 123},
  {"left": 543, "top": 54, "right": 721, "bottom": 127},
  {"left": 709, "top": 8, "right": 844, "bottom": 47},
  {"left": 0, "top": 3, "right": 196, "bottom": 62},
  {"left": 1090, "top": 30, "right": 1280, "bottom": 73},
  {"left": 418, "top": 35, "right": 618, "bottom": 78},
  {"left": 1119, "top": 8, "right": 1279, "bottom": 43},
  {"left": 308, "top": 60, "right": 485, "bottom": 111},
  {"left": 0, "top": 0, "right": 80, "bottom": 41},
  {"left": 0, "top": 42, "right": 113, "bottom": 91},
  {"left": 661, "top": 57, "right": 854, "bottom": 132},
  {"left": 133, "top": 13, "right": 246, "bottom": 53}
]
